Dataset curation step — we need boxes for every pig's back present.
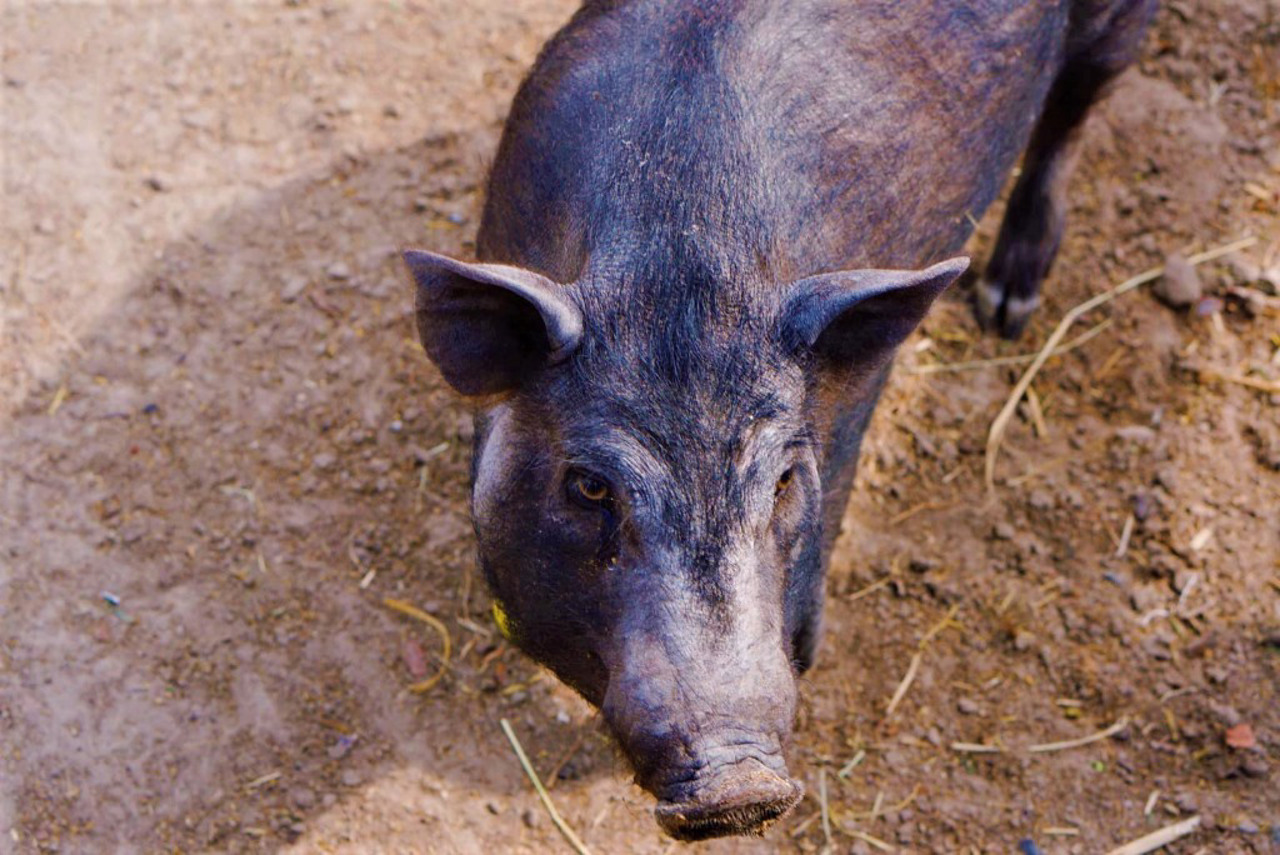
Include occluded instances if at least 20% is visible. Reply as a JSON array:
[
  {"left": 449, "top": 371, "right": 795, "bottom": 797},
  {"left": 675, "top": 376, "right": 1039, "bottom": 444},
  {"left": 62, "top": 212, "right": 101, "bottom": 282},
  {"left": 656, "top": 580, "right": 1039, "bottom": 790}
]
[
  {"left": 736, "top": 0, "right": 1069, "bottom": 272},
  {"left": 477, "top": 0, "right": 1070, "bottom": 283}
]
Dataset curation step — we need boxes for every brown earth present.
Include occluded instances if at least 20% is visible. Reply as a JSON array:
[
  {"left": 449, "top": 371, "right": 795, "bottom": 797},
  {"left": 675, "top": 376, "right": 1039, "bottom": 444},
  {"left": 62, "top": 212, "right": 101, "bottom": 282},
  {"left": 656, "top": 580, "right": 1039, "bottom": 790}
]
[{"left": 2, "top": 2, "right": 1278, "bottom": 853}]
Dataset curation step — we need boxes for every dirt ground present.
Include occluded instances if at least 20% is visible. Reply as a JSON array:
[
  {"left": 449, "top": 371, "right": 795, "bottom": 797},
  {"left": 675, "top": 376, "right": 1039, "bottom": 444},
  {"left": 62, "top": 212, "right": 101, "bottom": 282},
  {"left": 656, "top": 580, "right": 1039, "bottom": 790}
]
[{"left": 2, "top": 1, "right": 1278, "bottom": 853}]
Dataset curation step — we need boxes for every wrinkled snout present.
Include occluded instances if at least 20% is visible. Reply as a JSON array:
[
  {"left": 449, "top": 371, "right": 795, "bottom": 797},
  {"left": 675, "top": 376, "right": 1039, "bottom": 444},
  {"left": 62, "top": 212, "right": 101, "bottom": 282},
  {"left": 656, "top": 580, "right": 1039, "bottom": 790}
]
[
  {"left": 602, "top": 630, "right": 803, "bottom": 840},
  {"left": 651, "top": 743, "right": 803, "bottom": 841}
]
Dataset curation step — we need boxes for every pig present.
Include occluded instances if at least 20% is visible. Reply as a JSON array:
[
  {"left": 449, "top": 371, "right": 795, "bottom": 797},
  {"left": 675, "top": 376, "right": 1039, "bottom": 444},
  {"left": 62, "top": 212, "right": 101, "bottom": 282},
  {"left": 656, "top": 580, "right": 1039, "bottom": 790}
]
[{"left": 403, "top": 0, "right": 1155, "bottom": 841}]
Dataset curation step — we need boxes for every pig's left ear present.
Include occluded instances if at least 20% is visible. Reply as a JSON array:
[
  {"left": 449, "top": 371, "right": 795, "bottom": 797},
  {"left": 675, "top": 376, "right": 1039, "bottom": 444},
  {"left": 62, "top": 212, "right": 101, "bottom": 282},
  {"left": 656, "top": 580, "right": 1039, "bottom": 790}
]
[
  {"left": 404, "top": 249, "right": 583, "bottom": 396},
  {"left": 780, "top": 257, "right": 969, "bottom": 366}
]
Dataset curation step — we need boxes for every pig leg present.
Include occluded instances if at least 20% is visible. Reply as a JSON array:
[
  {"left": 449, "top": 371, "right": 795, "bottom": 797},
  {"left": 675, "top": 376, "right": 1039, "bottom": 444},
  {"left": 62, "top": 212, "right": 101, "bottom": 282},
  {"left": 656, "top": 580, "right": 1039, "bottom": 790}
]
[{"left": 976, "top": 0, "right": 1156, "bottom": 339}]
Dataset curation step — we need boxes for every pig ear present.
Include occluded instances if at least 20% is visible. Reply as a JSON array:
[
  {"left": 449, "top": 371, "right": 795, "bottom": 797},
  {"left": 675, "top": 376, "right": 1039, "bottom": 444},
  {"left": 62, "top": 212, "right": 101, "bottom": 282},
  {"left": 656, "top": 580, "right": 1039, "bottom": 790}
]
[
  {"left": 780, "top": 257, "right": 969, "bottom": 366},
  {"left": 404, "top": 249, "right": 583, "bottom": 396}
]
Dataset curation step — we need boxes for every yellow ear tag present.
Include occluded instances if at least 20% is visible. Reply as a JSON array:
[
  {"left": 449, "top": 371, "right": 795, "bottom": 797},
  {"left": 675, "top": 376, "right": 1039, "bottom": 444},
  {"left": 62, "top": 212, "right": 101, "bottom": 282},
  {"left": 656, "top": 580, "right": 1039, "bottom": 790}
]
[{"left": 492, "top": 600, "right": 513, "bottom": 641}]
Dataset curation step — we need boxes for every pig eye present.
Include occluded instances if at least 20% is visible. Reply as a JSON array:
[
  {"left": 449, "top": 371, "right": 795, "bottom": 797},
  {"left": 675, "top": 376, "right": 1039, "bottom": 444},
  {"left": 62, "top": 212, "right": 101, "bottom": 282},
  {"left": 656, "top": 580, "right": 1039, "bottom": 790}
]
[
  {"left": 775, "top": 467, "right": 795, "bottom": 497},
  {"left": 566, "top": 469, "right": 612, "bottom": 509}
]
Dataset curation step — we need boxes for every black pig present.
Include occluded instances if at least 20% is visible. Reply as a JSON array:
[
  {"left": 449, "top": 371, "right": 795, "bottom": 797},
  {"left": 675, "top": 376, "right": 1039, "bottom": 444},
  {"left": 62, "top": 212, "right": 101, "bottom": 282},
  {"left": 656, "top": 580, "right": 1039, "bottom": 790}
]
[{"left": 404, "top": 0, "right": 1154, "bottom": 841}]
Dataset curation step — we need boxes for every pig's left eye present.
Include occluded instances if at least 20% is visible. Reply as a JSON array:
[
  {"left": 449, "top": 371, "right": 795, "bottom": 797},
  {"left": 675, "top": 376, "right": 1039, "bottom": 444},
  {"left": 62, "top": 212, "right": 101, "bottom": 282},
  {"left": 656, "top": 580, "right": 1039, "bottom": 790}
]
[
  {"left": 775, "top": 467, "right": 795, "bottom": 498},
  {"left": 566, "top": 469, "right": 613, "bottom": 509}
]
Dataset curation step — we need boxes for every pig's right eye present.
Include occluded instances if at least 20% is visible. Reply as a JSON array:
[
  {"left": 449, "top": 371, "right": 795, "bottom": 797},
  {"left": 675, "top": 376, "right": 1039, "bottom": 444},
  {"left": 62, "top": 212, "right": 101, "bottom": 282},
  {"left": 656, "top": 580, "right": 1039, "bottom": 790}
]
[{"left": 566, "top": 469, "right": 613, "bottom": 510}]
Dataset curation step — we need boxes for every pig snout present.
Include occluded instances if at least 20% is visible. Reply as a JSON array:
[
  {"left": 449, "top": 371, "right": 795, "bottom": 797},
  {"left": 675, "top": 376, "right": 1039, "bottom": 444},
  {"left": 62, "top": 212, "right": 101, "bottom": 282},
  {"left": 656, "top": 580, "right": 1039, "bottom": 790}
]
[
  {"left": 651, "top": 743, "right": 803, "bottom": 841},
  {"left": 601, "top": 635, "right": 803, "bottom": 840}
]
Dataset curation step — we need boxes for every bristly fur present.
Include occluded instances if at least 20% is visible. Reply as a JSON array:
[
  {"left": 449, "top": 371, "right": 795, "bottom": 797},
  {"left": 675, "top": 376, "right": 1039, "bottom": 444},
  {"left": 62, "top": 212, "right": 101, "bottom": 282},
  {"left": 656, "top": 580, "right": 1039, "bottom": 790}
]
[{"left": 408, "top": 0, "right": 1157, "bottom": 840}]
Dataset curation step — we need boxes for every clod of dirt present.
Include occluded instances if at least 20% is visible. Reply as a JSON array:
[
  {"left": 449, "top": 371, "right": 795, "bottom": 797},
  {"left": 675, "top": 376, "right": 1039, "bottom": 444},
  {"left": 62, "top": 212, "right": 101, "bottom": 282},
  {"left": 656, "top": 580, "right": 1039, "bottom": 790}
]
[
  {"left": 290, "top": 787, "right": 317, "bottom": 810},
  {"left": 281, "top": 275, "right": 308, "bottom": 302},
  {"left": 1154, "top": 252, "right": 1202, "bottom": 307},
  {"left": 1225, "top": 722, "right": 1256, "bottom": 749}
]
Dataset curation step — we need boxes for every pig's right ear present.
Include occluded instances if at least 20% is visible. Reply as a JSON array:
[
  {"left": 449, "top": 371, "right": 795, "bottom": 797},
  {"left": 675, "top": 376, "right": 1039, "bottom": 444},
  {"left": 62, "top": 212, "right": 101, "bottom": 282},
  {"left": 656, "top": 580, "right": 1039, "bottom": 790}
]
[
  {"left": 779, "top": 257, "right": 969, "bottom": 368},
  {"left": 404, "top": 249, "right": 583, "bottom": 396}
]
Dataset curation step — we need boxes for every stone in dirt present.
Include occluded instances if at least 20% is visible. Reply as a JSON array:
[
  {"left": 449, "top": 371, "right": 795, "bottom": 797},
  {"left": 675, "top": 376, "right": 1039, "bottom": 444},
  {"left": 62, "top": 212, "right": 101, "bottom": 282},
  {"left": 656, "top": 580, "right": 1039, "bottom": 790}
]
[{"left": 1154, "top": 252, "right": 1202, "bottom": 308}]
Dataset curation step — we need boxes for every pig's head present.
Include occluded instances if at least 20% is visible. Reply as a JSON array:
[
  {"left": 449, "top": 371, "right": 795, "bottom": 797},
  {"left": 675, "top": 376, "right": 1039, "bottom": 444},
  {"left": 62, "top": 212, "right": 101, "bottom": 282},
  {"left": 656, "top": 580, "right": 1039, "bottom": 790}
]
[{"left": 404, "top": 249, "right": 965, "bottom": 840}]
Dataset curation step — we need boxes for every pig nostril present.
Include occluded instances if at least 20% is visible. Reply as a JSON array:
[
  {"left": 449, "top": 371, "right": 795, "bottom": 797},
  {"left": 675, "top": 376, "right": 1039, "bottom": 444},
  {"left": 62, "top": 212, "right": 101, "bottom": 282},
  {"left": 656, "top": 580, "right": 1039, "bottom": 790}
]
[{"left": 652, "top": 759, "right": 803, "bottom": 841}]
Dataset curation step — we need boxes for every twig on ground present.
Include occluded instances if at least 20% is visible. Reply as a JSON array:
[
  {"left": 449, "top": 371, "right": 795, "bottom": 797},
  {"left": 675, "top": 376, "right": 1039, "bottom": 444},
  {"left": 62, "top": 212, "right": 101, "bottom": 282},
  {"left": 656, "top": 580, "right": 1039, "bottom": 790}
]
[
  {"left": 848, "top": 575, "right": 892, "bottom": 603},
  {"left": 845, "top": 828, "right": 894, "bottom": 852},
  {"left": 952, "top": 719, "right": 1128, "bottom": 754},
  {"left": 884, "top": 651, "right": 923, "bottom": 719},
  {"left": 919, "top": 604, "right": 962, "bottom": 648},
  {"left": 1028, "top": 718, "right": 1129, "bottom": 753},
  {"left": 950, "top": 741, "right": 1004, "bottom": 754},
  {"left": 1115, "top": 514, "right": 1135, "bottom": 558},
  {"left": 1196, "top": 368, "right": 1280, "bottom": 394},
  {"left": 984, "top": 236, "right": 1258, "bottom": 493},
  {"left": 907, "top": 318, "right": 1113, "bottom": 375},
  {"left": 1026, "top": 385, "right": 1049, "bottom": 438},
  {"left": 847, "top": 785, "right": 921, "bottom": 821},
  {"left": 819, "top": 767, "right": 833, "bottom": 852},
  {"left": 500, "top": 718, "right": 594, "bottom": 855},
  {"left": 1143, "top": 789, "right": 1160, "bottom": 816},
  {"left": 1104, "top": 816, "right": 1201, "bottom": 855},
  {"left": 789, "top": 811, "right": 821, "bottom": 838},
  {"left": 889, "top": 500, "right": 952, "bottom": 526},
  {"left": 383, "top": 597, "right": 452, "bottom": 693},
  {"left": 837, "top": 749, "right": 867, "bottom": 779}
]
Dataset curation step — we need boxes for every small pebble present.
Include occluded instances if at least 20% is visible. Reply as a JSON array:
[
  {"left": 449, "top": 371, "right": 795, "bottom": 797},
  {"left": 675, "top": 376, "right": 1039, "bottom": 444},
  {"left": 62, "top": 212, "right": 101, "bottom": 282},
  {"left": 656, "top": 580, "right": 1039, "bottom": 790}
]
[
  {"left": 1132, "top": 491, "right": 1153, "bottom": 521},
  {"left": 1237, "top": 819, "right": 1259, "bottom": 835},
  {"left": 1154, "top": 252, "right": 1202, "bottom": 308},
  {"left": 1028, "top": 490, "right": 1054, "bottom": 511},
  {"left": 957, "top": 698, "right": 980, "bottom": 715},
  {"left": 290, "top": 787, "right": 316, "bottom": 810},
  {"left": 145, "top": 175, "right": 170, "bottom": 193},
  {"left": 522, "top": 808, "right": 539, "bottom": 829},
  {"left": 339, "top": 769, "right": 362, "bottom": 787},
  {"left": 992, "top": 522, "right": 1015, "bottom": 541},
  {"left": 1194, "top": 296, "right": 1223, "bottom": 316},
  {"left": 281, "top": 276, "right": 308, "bottom": 302},
  {"left": 1240, "top": 756, "right": 1269, "bottom": 778},
  {"left": 326, "top": 262, "right": 351, "bottom": 280}
]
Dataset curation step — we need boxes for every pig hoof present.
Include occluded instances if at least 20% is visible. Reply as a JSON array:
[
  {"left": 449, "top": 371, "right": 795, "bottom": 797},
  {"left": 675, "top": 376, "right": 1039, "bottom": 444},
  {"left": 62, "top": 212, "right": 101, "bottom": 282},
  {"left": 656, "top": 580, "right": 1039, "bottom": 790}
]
[
  {"left": 654, "top": 764, "right": 803, "bottom": 841},
  {"left": 973, "top": 277, "right": 1040, "bottom": 340}
]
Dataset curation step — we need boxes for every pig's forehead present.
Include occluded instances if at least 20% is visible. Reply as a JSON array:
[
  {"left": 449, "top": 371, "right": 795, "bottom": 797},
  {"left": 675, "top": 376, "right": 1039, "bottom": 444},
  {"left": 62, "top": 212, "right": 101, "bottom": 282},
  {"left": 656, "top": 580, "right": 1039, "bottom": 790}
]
[{"left": 550, "top": 373, "right": 808, "bottom": 478}]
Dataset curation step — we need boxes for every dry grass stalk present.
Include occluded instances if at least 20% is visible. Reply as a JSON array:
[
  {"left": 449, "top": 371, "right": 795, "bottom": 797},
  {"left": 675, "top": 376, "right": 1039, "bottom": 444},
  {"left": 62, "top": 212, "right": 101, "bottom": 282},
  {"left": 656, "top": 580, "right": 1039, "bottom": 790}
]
[
  {"left": 1115, "top": 514, "right": 1135, "bottom": 558},
  {"left": 889, "top": 500, "right": 952, "bottom": 525},
  {"left": 950, "top": 741, "right": 1004, "bottom": 754},
  {"left": 383, "top": 597, "right": 453, "bottom": 693},
  {"left": 818, "top": 767, "right": 833, "bottom": 851},
  {"left": 1198, "top": 368, "right": 1280, "bottom": 394},
  {"left": 1026, "top": 384, "right": 1049, "bottom": 438},
  {"left": 1104, "top": 816, "right": 1201, "bottom": 855},
  {"left": 848, "top": 575, "right": 893, "bottom": 602},
  {"left": 884, "top": 651, "right": 924, "bottom": 719},
  {"left": 1028, "top": 717, "right": 1129, "bottom": 753},
  {"left": 984, "top": 236, "right": 1259, "bottom": 493},
  {"left": 907, "top": 318, "right": 1113, "bottom": 375},
  {"left": 500, "top": 718, "right": 594, "bottom": 855},
  {"left": 846, "top": 828, "right": 895, "bottom": 852}
]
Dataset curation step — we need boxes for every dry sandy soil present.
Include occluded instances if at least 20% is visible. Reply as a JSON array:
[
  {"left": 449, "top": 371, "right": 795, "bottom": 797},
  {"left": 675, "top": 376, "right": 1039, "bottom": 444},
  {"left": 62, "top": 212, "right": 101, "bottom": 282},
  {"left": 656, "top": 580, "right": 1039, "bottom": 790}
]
[{"left": 2, "top": 1, "right": 1279, "bottom": 853}]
